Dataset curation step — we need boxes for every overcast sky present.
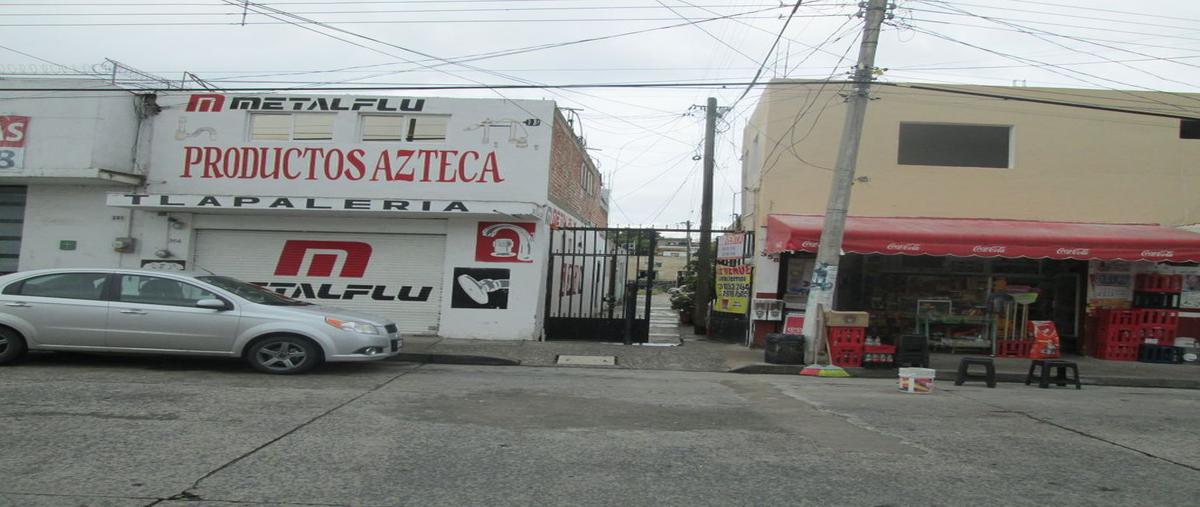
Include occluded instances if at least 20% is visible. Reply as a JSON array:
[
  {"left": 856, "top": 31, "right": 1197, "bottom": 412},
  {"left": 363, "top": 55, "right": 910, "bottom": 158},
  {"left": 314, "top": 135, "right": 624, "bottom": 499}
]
[{"left": 2, "top": 0, "right": 1199, "bottom": 229}]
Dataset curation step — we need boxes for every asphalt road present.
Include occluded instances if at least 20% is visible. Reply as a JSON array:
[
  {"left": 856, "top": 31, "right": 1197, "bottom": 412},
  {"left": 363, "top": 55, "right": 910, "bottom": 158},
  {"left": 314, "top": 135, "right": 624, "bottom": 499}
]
[{"left": 1, "top": 353, "right": 1198, "bottom": 507}]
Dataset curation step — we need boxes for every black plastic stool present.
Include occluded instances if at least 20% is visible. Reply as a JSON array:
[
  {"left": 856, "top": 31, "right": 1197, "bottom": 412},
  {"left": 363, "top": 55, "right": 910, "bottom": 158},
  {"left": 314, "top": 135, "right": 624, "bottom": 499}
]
[
  {"left": 1025, "top": 359, "right": 1081, "bottom": 389},
  {"left": 954, "top": 357, "right": 996, "bottom": 388}
]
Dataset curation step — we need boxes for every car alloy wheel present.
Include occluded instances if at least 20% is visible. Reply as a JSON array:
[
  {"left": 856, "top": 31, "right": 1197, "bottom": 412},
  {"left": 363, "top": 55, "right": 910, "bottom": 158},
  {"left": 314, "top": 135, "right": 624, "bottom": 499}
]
[
  {"left": 249, "top": 337, "right": 319, "bottom": 374},
  {"left": 0, "top": 328, "right": 27, "bottom": 365}
]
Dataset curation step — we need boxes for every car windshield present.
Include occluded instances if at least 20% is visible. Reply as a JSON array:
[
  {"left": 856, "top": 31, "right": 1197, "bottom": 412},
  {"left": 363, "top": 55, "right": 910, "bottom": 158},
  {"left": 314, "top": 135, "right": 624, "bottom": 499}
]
[{"left": 196, "top": 275, "right": 313, "bottom": 306}]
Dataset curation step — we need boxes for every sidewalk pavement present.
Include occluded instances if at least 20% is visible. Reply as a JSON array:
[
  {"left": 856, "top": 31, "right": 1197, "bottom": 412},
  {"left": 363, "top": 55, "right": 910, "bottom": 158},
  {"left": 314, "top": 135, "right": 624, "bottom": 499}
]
[{"left": 394, "top": 332, "right": 1200, "bottom": 389}]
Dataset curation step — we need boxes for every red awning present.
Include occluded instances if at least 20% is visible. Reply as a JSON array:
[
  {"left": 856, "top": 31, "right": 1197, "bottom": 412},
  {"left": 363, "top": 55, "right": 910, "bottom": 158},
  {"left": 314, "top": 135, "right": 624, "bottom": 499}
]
[{"left": 765, "top": 214, "right": 1200, "bottom": 262}]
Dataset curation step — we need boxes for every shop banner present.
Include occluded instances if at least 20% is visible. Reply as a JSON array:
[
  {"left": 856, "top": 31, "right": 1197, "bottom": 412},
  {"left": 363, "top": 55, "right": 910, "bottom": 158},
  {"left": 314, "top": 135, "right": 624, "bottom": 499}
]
[
  {"left": 716, "top": 233, "right": 747, "bottom": 260},
  {"left": 715, "top": 264, "right": 752, "bottom": 314}
]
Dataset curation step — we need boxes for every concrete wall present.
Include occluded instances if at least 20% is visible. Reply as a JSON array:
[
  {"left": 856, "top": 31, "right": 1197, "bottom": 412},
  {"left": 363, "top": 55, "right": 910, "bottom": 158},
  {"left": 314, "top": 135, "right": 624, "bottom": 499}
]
[
  {"left": 0, "top": 79, "right": 141, "bottom": 177},
  {"left": 18, "top": 185, "right": 133, "bottom": 270},
  {"left": 547, "top": 111, "right": 607, "bottom": 227},
  {"left": 743, "top": 81, "right": 1200, "bottom": 230}
]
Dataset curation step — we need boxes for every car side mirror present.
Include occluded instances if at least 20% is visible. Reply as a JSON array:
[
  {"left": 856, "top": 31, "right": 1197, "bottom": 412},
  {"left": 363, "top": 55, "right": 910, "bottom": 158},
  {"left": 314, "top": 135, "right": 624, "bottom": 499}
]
[{"left": 196, "top": 299, "right": 230, "bottom": 311}]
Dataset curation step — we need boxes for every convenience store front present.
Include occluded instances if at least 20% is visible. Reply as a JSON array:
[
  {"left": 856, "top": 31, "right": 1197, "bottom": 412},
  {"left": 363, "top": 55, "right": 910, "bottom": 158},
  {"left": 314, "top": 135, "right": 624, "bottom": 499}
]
[{"left": 763, "top": 215, "right": 1200, "bottom": 354}]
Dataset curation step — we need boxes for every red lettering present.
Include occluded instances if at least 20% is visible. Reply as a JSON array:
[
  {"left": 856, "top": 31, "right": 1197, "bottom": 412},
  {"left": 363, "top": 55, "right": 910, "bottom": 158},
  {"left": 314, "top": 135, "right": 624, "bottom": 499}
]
[
  {"left": 458, "top": 151, "right": 480, "bottom": 182},
  {"left": 437, "top": 150, "right": 458, "bottom": 182},
  {"left": 283, "top": 148, "right": 303, "bottom": 180},
  {"left": 394, "top": 149, "right": 415, "bottom": 182},
  {"left": 346, "top": 149, "right": 367, "bottom": 180},
  {"left": 182, "top": 147, "right": 202, "bottom": 178},
  {"left": 202, "top": 147, "right": 222, "bottom": 178},
  {"left": 419, "top": 149, "right": 437, "bottom": 182},
  {"left": 371, "top": 151, "right": 393, "bottom": 181},
  {"left": 221, "top": 147, "right": 241, "bottom": 178},
  {"left": 303, "top": 148, "right": 324, "bottom": 180},
  {"left": 238, "top": 147, "right": 261, "bottom": 178},
  {"left": 262, "top": 147, "right": 281, "bottom": 179},
  {"left": 478, "top": 151, "right": 504, "bottom": 183},
  {"left": 323, "top": 148, "right": 345, "bottom": 180}
]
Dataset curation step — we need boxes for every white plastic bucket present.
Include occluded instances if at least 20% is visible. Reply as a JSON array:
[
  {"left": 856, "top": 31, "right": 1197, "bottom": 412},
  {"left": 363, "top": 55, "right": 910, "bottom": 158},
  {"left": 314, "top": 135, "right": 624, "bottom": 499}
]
[{"left": 898, "top": 367, "right": 936, "bottom": 394}]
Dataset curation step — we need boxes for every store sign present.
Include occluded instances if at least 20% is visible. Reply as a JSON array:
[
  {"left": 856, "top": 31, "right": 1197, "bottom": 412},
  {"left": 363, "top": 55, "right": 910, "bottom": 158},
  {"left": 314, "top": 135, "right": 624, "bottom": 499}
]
[
  {"left": 476, "top": 222, "right": 536, "bottom": 263},
  {"left": 715, "top": 264, "right": 752, "bottom": 314},
  {"left": 717, "top": 233, "right": 747, "bottom": 260},
  {"left": 180, "top": 146, "right": 505, "bottom": 184},
  {"left": 107, "top": 193, "right": 476, "bottom": 213},
  {"left": 185, "top": 94, "right": 424, "bottom": 113},
  {"left": 256, "top": 239, "right": 432, "bottom": 302},
  {"left": 0, "top": 115, "right": 29, "bottom": 170}
]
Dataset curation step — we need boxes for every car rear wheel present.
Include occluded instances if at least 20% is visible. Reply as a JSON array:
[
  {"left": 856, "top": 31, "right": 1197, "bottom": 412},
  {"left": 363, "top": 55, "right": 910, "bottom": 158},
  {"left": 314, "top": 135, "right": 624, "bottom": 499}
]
[
  {"left": 247, "top": 335, "right": 321, "bottom": 374},
  {"left": 0, "top": 328, "right": 28, "bottom": 365}
]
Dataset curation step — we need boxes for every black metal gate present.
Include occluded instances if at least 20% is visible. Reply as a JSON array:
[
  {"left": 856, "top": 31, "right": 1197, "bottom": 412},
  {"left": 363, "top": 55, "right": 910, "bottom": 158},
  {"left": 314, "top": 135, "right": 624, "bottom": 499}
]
[{"left": 544, "top": 227, "right": 656, "bottom": 343}]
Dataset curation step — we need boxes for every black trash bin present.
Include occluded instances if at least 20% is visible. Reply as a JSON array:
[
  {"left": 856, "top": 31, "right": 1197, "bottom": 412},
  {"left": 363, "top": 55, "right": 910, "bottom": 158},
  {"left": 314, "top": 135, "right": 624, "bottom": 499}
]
[{"left": 765, "top": 333, "right": 805, "bottom": 364}]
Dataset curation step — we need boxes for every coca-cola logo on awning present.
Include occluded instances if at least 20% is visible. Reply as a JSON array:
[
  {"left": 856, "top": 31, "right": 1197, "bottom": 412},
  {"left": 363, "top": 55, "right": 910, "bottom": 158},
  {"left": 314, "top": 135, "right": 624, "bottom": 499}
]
[
  {"left": 800, "top": 241, "right": 819, "bottom": 249},
  {"left": 972, "top": 245, "right": 1007, "bottom": 254},
  {"left": 886, "top": 243, "right": 921, "bottom": 252},
  {"left": 1141, "top": 249, "right": 1175, "bottom": 258},
  {"left": 1055, "top": 248, "right": 1090, "bottom": 256}
]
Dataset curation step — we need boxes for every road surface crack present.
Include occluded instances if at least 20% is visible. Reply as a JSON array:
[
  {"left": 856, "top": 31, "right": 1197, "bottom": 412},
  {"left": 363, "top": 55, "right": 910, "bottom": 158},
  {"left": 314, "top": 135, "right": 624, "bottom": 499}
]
[
  {"left": 948, "top": 391, "right": 1200, "bottom": 473},
  {"left": 142, "top": 364, "right": 425, "bottom": 506}
]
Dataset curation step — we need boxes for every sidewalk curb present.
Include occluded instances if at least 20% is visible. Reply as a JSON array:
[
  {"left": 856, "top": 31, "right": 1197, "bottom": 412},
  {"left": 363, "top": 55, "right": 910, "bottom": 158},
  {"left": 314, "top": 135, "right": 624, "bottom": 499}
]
[
  {"left": 729, "top": 364, "right": 1200, "bottom": 390},
  {"left": 390, "top": 352, "right": 521, "bottom": 366}
]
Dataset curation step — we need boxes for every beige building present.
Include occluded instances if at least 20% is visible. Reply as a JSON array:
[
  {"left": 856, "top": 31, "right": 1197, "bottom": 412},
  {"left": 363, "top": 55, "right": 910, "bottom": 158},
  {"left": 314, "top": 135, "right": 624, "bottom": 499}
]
[
  {"left": 738, "top": 80, "right": 1200, "bottom": 352},
  {"left": 741, "top": 80, "right": 1200, "bottom": 231}
]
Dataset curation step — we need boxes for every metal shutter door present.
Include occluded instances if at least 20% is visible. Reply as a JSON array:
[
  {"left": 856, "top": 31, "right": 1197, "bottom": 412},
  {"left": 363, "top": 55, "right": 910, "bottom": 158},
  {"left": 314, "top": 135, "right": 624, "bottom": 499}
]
[{"left": 194, "top": 229, "right": 444, "bottom": 335}]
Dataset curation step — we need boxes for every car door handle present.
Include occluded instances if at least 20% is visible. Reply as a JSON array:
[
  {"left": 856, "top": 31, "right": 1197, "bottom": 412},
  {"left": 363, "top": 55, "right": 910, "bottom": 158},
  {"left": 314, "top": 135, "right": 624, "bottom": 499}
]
[
  {"left": 119, "top": 309, "right": 148, "bottom": 315},
  {"left": 4, "top": 302, "right": 30, "bottom": 307}
]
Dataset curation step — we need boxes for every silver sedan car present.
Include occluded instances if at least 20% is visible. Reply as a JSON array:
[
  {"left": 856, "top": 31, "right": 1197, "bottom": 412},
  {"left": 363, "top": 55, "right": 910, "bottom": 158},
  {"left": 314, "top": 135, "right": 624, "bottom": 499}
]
[{"left": 0, "top": 268, "right": 402, "bottom": 374}]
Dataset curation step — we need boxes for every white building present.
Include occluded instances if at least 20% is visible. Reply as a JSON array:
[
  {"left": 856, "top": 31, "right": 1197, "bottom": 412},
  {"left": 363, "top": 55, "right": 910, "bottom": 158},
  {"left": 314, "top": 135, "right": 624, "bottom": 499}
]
[{"left": 1, "top": 78, "right": 609, "bottom": 340}]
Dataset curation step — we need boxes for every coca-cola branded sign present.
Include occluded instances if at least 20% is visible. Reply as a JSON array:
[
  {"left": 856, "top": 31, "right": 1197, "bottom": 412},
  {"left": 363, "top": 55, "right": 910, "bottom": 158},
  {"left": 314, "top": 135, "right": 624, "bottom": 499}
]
[
  {"left": 885, "top": 242, "right": 922, "bottom": 252},
  {"left": 1055, "top": 248, "right": 1090, "bottom": 256},
  {"left": 972, "top": 245, "right": 1007, "bottom": 255},
  {"left": 1140, "top": 249, "right": 1175, "bottom": 259}
]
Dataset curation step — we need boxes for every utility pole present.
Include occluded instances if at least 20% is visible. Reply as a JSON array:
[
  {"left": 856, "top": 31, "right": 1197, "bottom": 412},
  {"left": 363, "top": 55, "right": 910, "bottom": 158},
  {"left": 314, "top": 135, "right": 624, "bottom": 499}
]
[
  {"left": 800, "top": 0, "right": 890, "bottom": 359},
  {"left": 694, "top": 97, "right": 719, "bottom": 333},
  {"left": 685, "top": 219, "right": 692, "bottom": 267}
]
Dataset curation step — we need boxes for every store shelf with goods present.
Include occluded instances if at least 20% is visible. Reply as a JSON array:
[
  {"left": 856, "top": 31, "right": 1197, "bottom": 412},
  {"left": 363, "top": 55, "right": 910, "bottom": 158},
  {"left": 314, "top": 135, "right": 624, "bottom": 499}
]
[{"left": 1134, "top": 273, "right": 1183, "bottom": 294}]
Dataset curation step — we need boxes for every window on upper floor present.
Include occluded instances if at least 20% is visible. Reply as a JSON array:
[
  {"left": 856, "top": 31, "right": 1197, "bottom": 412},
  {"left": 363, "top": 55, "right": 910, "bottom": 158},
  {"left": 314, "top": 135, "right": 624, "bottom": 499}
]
[
  {"left": 250, "top": 113, "right": 335, "bottom": 141},
  {"left": 1182, "top": 119, "right": 1200, "bottom": 139},
  {"left": 898, "top": 122, "right": 1012, "bottom": 168},
  {"left": 581, "top": 163, "right": 595, "bottom": 195},
  {"left": 361, "top": 114, "right": 450, "bottom": 142}
]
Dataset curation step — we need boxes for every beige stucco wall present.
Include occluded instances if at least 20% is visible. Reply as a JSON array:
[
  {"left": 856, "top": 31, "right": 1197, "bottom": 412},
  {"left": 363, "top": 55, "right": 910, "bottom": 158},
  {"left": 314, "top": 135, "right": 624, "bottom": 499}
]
[{"left": 742, "top": 81, "right": 1200, "bottom": 232}]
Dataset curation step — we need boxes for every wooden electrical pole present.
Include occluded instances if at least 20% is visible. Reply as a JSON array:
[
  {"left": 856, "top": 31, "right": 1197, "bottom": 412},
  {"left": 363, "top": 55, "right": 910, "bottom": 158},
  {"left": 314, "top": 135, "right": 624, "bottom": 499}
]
[
  {"left": 693, "top": 97, "right": 718, "bottom": 333},
  {"left": 800, "top": 0, "right": 890, "bottom": 359}
]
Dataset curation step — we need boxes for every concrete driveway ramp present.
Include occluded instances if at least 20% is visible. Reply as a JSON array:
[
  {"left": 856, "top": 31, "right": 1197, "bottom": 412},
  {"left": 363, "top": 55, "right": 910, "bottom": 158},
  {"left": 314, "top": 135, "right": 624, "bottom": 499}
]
[{"left": 556, "top": 355, "right": 617, "bottom": 366}]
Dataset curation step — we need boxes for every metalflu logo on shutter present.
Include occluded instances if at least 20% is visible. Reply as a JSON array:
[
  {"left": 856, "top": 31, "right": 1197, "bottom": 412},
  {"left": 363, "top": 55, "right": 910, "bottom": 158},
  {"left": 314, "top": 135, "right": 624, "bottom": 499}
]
[
  {"left": 256, "top": 239, "right": 433, "bottom": 302},
  {"left": 274, "top": 240, "right": 372, "bottom": 278}
]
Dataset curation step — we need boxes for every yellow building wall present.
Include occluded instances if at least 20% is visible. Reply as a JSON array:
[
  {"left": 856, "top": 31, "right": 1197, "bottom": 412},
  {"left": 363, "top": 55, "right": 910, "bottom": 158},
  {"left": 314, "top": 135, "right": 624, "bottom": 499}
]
[{"left": 743, "top": 81, "right": 1200, "bottom": 233}]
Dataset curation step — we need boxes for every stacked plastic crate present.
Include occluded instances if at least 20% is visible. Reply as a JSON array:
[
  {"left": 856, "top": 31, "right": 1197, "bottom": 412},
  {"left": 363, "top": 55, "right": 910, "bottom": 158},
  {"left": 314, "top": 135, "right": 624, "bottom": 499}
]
[
  {"left": 1133, "top": 274, "right": 1182, "bottom": 363},
  {"left": 1093, "top": 274, "right": 1181, "bottom": 362},
  {"left": 825, "top": 311, "right": 869, "bottom": 367}
]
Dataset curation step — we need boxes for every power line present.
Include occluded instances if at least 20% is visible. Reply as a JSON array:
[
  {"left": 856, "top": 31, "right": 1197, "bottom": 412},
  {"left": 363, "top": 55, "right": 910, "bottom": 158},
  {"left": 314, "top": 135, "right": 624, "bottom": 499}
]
[
  {"left": 730, "top": 1, "right": 806, "bottom": 110},
  {"left": 0, "top": 4, "right": 786, "bottom": 16},
  {"left": 0, "top": 14, "right": 842, "bottom": 27}
]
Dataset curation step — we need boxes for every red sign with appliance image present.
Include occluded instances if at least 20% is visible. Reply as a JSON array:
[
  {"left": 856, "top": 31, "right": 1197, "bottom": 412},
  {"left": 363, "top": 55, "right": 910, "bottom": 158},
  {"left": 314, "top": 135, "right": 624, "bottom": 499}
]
[{"left": 476, "top": 222, "right": 536, "bottom": 263}]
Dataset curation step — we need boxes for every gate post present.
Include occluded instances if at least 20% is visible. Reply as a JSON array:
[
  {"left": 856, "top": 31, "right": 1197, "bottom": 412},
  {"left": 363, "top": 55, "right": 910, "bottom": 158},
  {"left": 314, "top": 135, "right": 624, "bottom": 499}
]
[{"left": 623, "top": 281, "right": 639, "bottom": 345}]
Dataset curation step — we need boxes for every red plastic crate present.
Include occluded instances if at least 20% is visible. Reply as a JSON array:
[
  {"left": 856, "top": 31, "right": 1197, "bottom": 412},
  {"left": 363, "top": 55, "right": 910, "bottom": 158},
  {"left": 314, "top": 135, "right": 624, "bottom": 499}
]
[
  {"left": 1135, "top": 273, "right": 1183, "bottom": 293},
  {"left": 1098, "top": 309, "right": 1138, "bottom": 327},
  {"left": 1097, "top": 325, "right": 1140, "bottom": 345},
  {"left": 1138, "top": 326, "right": 1177, "bottom": 346},
  {"left": 995, "top": 340, "right": 1033, "bottom": 358},
  {"left": 1094, "top": 341, "right": 1138, "bottom": 361},
  {"left": 827, "top": 326, "right": 866, "bottom": 348},
  {"left": 829, "top": 345, "right": 863, "bottom": 367},
  {"left": 1136, "top": 309, "right": 1178, "bottom": 328}
]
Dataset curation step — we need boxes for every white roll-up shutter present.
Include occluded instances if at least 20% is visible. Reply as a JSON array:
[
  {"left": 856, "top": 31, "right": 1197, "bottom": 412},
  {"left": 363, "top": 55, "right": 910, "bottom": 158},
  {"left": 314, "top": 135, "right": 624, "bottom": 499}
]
[{"left": 194, "top": 229, "right": 444, "bottom": 334}]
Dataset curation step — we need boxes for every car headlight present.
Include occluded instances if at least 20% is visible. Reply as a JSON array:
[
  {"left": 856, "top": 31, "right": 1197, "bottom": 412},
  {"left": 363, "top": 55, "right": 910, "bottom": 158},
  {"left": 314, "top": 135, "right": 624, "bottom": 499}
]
[{"left": 325, "top": 317, "right": 380, "bottom": 334}]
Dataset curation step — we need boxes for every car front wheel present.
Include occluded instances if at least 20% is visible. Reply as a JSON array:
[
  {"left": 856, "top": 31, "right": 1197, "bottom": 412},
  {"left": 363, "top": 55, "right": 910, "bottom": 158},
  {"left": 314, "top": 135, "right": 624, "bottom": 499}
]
[
  {"left": 247, "top": 335, "right": 321, "bottom": 374},
  {"left": 0, "top": 328, "right": 27, "bottom": 365}
]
